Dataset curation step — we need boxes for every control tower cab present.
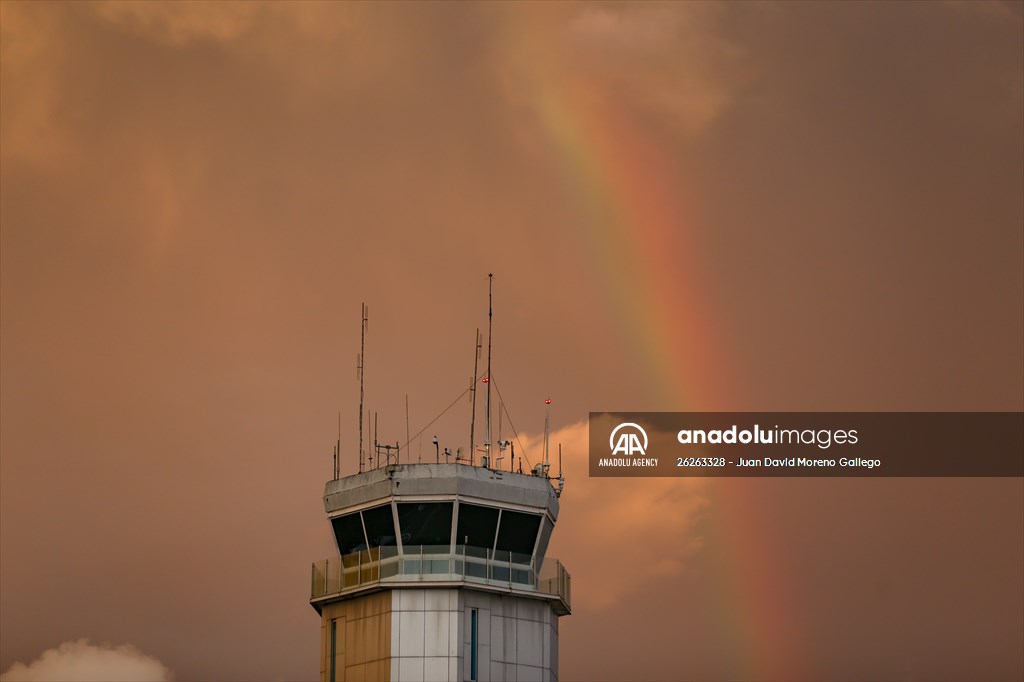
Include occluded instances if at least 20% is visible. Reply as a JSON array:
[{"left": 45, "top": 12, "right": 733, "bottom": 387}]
[{"left": 310, "top": 462, "right": 570, "bottom": 681}]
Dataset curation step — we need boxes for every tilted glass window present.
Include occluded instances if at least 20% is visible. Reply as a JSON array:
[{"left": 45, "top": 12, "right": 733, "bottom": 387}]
[
  {"left": 495, "top": 510, "right": 542, "bottom": 555},
  {"left": 362, "top": 504, "right": 398, "bottom": 548},
  {"left": 456, "top": 503, "right": 500, "bottom": 550},
  {"left": 396, "top": 502, "right": 453, "bottom": 547},
  {"left": 330, "top": 512, "right": 366, "bottom": 555},
  {"left": 534, "top": 517, "right": 554, "bottom": 564}
]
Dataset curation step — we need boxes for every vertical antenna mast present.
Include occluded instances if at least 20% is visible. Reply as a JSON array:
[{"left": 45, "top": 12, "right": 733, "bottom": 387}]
[
  {"left": 485, "top": 274, "right": 493, "bottom": 468},
  {"left": 556, "top": 442, "right": 565, "bottom": 496},
  {"left": 358, "top": 303, "right": 368, "bottom": 473},
  {"left": 336, "top": 411, "right": 341, "bottom": 479},
  {"left": 469, "top": 329, "right": 481, "bottom": 465},
  {"left": 544, "top": 398, "right": 552, "bottom": 474},
  {"left": 405, "top": 394, "right": 410, "bottom": 467}
]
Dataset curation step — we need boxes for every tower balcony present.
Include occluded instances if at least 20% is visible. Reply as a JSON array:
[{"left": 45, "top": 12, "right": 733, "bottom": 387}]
[{"left": 311, "top": 545, "right": 571, "bottom": 616}]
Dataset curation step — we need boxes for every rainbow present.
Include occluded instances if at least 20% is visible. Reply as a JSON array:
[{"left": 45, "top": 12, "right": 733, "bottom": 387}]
[
  {"left": 511, "top": 25, "right": 808, "bottom": 681},
  {"left": 535, "top": 75, "right": 722, "bottom": 408}
]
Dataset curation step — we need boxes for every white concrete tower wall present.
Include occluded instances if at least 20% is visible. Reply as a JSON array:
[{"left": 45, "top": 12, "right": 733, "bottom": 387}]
[
  {"left": 390, "top": 589, "right": 460, "bottom": 682},
  {"left": 389, "top": 589, "right": 559, "bottom": 682},
  {"left": 459, "top": 591, "right": 558, "bottom": 682}
]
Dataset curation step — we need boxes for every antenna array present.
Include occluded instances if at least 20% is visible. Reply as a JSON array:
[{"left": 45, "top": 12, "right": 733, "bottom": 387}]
[{"left": 326, "top": 278, "right": 565, "bottom": 497}]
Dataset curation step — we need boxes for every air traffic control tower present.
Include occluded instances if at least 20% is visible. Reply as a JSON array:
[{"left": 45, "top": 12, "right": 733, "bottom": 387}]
[{"left": 309, "top": 460, "right": 571, "bottom": 682}]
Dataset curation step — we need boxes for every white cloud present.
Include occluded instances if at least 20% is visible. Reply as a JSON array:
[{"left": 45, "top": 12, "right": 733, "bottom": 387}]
[
  {"left": 90, "top": 2, "right": 263, "bottom": 46},
  {"left": 1, "top": 640, "right": 172, "bottom": 682},
  {"left": 89, "top": 2, "right": 359, "bottom": 48},
  {"left": 493, "top": 4, "right": 751, "bottom": 139},
  {"left": 518, "top": 419, "right": 711, "bottom": 610},
  {"left": 566, "top": 4, "right": 750, "bottom": 136}
]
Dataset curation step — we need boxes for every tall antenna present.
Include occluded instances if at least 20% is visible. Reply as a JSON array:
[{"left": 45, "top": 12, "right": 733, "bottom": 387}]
[
  {"left": 543, "top": 398, "right": 552, "bottom": 473},
  {"left": 336, "top": 411, "right": 341, "bottom": 479},
  {"left": 555, "top": 442, "right": 565, "bottom": 497},
  {"left": 358, "top": 303, "right": 368, "bottom": 473},
  {"left": 405, "top": 394, "right": 410, "bottom": 467},
  {"left": 469, "top": 329, "right": 481, "bottom": 465},
  {"left": 485, "top": 274, "right": 493, "bottom": 468}
]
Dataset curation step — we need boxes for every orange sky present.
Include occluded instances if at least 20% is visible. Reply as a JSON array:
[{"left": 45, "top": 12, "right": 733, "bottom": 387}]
[{"left": 1, "top": 3, "right": 1022, "bottom": 681}]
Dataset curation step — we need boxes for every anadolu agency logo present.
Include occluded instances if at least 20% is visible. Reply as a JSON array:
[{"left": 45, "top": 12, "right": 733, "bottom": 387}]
[
  {"left": 599, "top": 422, "right": 659, "bottom": 468},
  {"left": 610, "top": 422, "right": 648, "bottom": 455}
]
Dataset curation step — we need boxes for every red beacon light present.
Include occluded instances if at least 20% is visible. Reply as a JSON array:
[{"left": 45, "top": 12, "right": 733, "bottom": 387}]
[
  {"left": 481, "top": 377, "right": 489, "bottom": 383},
  {"left": 544, "top": 399, "right": 552, "bottom": 405}
]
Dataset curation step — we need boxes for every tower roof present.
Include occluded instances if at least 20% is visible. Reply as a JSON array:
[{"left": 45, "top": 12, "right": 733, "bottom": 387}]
[{"left": 324, "top": 462, "right": 560, "bottom": 520}]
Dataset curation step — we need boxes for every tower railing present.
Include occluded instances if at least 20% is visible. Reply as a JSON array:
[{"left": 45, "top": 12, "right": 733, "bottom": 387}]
[{"left": 311, "top": 546, "right": 571, "bottom": 614}]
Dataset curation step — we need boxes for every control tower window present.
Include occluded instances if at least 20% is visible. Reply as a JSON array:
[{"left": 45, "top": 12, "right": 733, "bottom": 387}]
[
  {"left": 362, "top": 504, "right": 397, "bottom": 548},
  {"left": 330, "top": 512, "right": 366, "bottom": 556},
  {"left": 495, "top": 510, "right": 542, "bottom": 555},
  {"left": 396, "top": 502, "right": 453, "bottom": 548},
  {"left": 534, "top": 518, "right": 554, "bottom": 563},
  {"left": 456, "top": 503, "right": 500, "bottom": 550}
]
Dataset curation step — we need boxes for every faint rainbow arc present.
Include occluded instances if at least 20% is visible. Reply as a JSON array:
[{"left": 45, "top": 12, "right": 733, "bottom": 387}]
[{"left": 529, "top": 66, "right": 807, "bottom": 679}]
